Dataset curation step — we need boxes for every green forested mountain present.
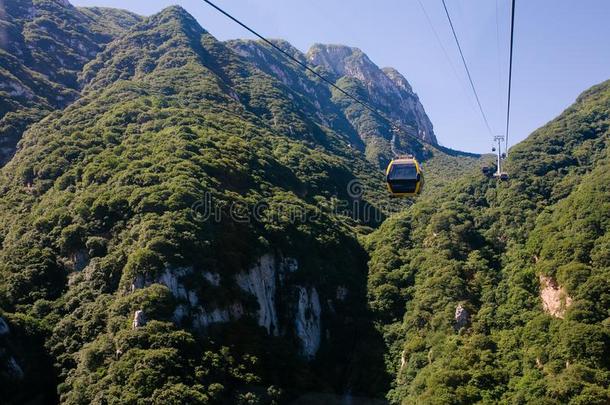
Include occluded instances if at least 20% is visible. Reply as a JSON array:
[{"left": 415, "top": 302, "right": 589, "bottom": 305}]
[
  {"left": 0, "top": 4, "right": 393, "bottom": 403},
  {"left": 224, "top": 38, "right": 480, "bottom": 193},
  {"left": 0, "top": 1, "right": 607, "bottom": 404},
  {"left": 366, "top": 80, "right": 610, "bottom": 404},
  {"left": 0, "top": 0, "right": 141, "bottom": 165},
  {"left": 227, "top": 40, "right": 438, "bottom": 168}
]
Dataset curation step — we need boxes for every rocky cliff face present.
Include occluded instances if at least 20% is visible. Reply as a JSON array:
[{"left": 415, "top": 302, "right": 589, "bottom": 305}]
[
  {"left": 226, "top": 40, "right": 437, "bottom": 168},
  {"left": 131, "top": 253, "right": 326, "bottom": 359},
  {"left": 307, "top": 44, "right": 436, "bottom": 153},
  {"left": 295, "top": 286, "right": 322, "bottom": 358},
  {"left": 539, "top": 275, "right": 573, "bottom": 319}
]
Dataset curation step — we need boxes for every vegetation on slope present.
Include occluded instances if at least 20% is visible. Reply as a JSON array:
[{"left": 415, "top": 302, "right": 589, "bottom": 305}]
[
  {"left": 0, "top": 6, "right": 393, "bottom": 403},
  {"left": 365, "top": 80, "right": 610, "bottom": 404},
  {"left": 0, "top": 0, "right": 141, "bottom": 165},
  {"left": 6, "top": 2, "right": 601, "bottom": 404}
]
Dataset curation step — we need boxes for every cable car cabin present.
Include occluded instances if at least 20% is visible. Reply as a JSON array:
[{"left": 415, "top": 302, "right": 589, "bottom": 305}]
[
  {"left": 493, "top": 172, "right": 509, "bottom": 181},
  {"left": 385, "top": 157, "right": 423, "bottom": 197},
  {"left": 481, "top": 166, "right": 494, "bottom": 177}
]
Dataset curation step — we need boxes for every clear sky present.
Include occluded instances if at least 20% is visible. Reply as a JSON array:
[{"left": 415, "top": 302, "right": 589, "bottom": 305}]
[{"left": 71, "top": 0, "right": 610, "bottom": 154}]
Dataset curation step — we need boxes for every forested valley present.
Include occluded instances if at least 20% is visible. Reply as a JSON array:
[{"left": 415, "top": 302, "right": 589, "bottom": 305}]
[{"left": 0, "top": 1, "right": 608, "bottom": 404}]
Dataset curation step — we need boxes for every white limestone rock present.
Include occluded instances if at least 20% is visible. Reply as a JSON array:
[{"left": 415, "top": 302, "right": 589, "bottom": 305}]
[
  {"left": 336, "top": 286, "right": 348, "bottom": 301},
  {"left": 132, "top": 310, "right": 146, "bottom": 329},
  {"left": 295, "top": 286, "right": 322, "bottom": 358},
  {"left": 203, "top": 271, "right": 221, "bottom": 286},
  {"left": 236, "top": 254, "right": 280, "bottom": 335},
  {"left": 6, "top": 356, "right": 24, "bottom": 380},
  {"left": 157, "top": 267, "right": 191, "bottom": 300},
  {"left": 193, "top": 308, "right": 231, "bottom": 329},
  {"left": 454, "top": 303, "right": 470, "bottom": 330}
]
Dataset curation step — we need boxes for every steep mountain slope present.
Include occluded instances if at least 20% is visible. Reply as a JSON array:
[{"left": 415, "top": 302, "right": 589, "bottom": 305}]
[
  {"left": 0, "top": 2, "right": 495, "bottom": 404},
  {"left": 307, "top": 44, "right": 437, "bottom": 157},
  {"left": 0, "top": 1, "right": 606, "bottom": 404},
  {"left": 0, "top": 6, "right": 394, "bottom": 403},
  {"left": 0, "top": 0, "right": 141, "bottom": 165},
  {"left": 366, "top": 80, "right": 610, "bottom": 404},
  {"left": 225, "top": 39, "right": 481, "bottom": 194},
  {"left": 227, "top": 40, "right": 438, "bottom": 169},
  {"left": 226, "top": 39, "right": 366, "bottom": 153}
]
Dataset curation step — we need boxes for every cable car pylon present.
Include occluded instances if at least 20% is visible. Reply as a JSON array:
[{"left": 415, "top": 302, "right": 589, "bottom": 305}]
[{"left": 493, "top": 135, "right": 509, "bottom": 181}]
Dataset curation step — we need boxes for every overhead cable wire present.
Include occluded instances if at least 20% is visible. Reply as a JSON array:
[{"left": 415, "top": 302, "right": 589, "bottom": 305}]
[
  {"left": 505, "top": 0, "right": 516, "bottom": 153},
  {"left": 416, "top": 0, "right": 477, "bottom": 117},
  {"left": 202, "top": 0, "right": 433, "bottom": 152},
  {"left": 440, "top": 0, "right": 494, "bottom": 136},
  {"left": 495, "top": 0, "right": 503, "bottom": 102}
]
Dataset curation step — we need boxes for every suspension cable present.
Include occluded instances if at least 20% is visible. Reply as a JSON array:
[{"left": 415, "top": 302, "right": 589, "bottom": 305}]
[
  {"left": 440, "top": 0, "right": 493, "bottom": 137},
  {"left": 495, "top": 0, "right": 502, "bottom": 100},
  {"left": 505, "top": 0, "right": 516, "bottom": 153},
  {"left": 417, "top": 0, "right": 477, "bottom": 118}
]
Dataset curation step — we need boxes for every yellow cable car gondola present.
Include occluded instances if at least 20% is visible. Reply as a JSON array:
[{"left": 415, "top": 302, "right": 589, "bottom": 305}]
[{"left": 385, "top": 156, "right": 423, "bottom": 197}]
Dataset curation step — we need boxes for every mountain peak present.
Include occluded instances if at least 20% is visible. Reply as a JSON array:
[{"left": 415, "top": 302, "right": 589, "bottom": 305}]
[
  {"left": 306, "top": 43, "right": 370, "bottom": 78},
  {"left": 306, "top": 42, "right": 437, "bottom": 148},
  {"left": 53, "top": 0, "right": 72, "bottom": 7},
  {"left": 157, "top": 4, "right": 189, "bottom": 16},
  {"left": 149, "top": 5, "right": 202, "bottom": 30},
  {"left": 79, "top": 4, "right": 213, "bottom": 90}
]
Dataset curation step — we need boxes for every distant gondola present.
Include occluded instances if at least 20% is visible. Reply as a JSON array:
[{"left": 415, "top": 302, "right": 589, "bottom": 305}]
[
  {"left": 481, "top": 166, "right": 494, "bottom": 177},
  {"left": 385, "top": 156, "right": 423, "bottom": 197}
]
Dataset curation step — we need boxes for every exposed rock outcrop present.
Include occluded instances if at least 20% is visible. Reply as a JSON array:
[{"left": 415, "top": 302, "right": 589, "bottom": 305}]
[
  {"left": 129, "top": 253, "right": 322, "bottom": 358},
  {"left": 133, "top": 267, "right": 240, "bottom": 328},
  {"left": 539, "top": 275, "right": 573, "bottom": 319},
  {"left": 399, "top": 349, "right": 408, "bottom": 372},
  {"left": 236, "top": 254, "right": 280, "bottom": 335},
  {"left": 225, "top": 39, "right": 437, "bottom": 168},
  {"left": 235, "top": 255, "right": 322, "bottom": 357},
  {"left": 0, "top": 317, "right": 9, "bottom": 335},
  {"left": 70, "top": 250, "right": 89, "bottom": 272},
  {"left": 192, "top": 307, "right": 230, "bottom": 329},
  {"left": 295, "top": 286, "right": 322, "bottom": 358},
  {"left": 132, "top": 310, "right": 146, "bottom": 329},
  {"left": 307, "top": 44, "right": 437, "bottom": 146},
  {"left": 4, "top": 356, "right": 24, "bottom": 380},
  {"left": 454, "top": 303, "right": 470, "bottom": 330},
  {"left": 203, "top": 271, "right": 221, "bottom": 286},
  {"left": 0, "top": 318, "right": 24, "bottom": 380},
  {"left": 157, "top": 267, "right": 192, "bottom": 302},
  {"left": 336, "top": 286, "right": 348, "bottom": 301}
]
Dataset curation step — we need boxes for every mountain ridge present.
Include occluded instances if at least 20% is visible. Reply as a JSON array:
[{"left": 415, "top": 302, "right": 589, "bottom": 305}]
[
  {"left": 0, "top": 0, "right": 142, "bottom": 165},
  {"left": 0, "top": 5, "right": 396, "bottom": 402}
]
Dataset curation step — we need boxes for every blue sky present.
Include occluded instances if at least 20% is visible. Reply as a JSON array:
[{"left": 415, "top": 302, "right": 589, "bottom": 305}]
[{"left": 71, "top": 0, "right": 610, "bottom": 154}]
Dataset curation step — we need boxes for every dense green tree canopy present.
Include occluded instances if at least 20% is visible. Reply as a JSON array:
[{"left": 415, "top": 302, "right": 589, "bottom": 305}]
[{"left": 1, "top": 1, "right": 608, "bottom": 404}]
